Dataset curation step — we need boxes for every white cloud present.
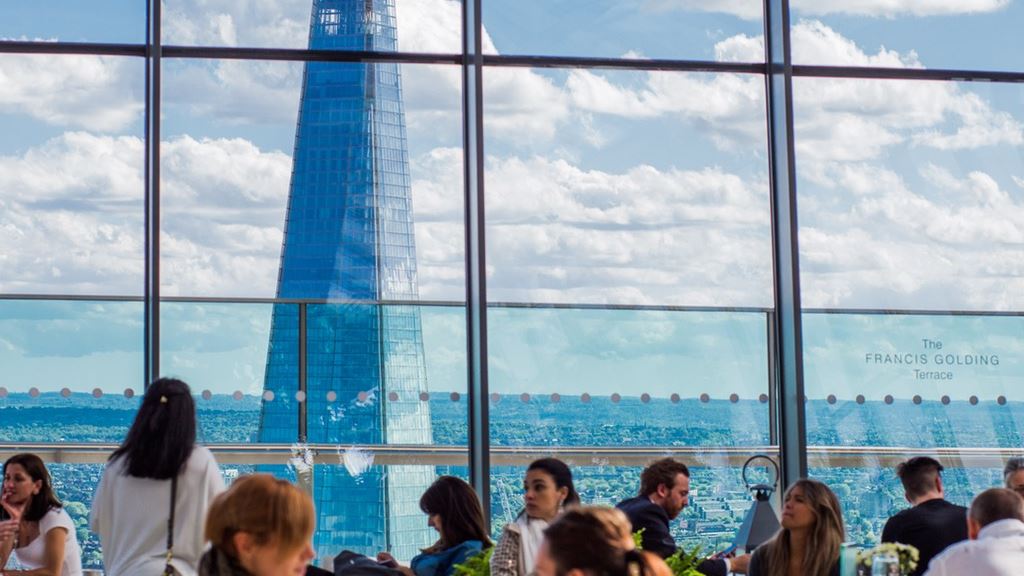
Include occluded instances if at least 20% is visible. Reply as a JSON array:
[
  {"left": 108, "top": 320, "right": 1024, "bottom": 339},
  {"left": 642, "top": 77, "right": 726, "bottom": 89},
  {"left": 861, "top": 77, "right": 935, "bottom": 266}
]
[
  {"left": 565, "top": 69, "right": 765, "bottom": 150},
  {"left": 0, "top": 132, "right": 291, "bottom": 297},
  {"left": 787, "top": 22, "right": 1023, "bottom": 167},
  {"left": 792, "top": 0, "right": 1010, "bottom": 18},
  {"left": 163, "top": 0, "right": 463, "bottom": 53},
  {"left": 644, "top": 0, "right": 763, "bottom": 20},
  {"left": 791, "top": 19, "right": 922, "bottom": 66},
  {"left": 645, "top": 0, "right": 1009, "bottom": 19},
  {"left": 798, "top": 160, "right": 1024, "bottom": 309},
  {"left": 163, "top": 0, "right": 309, "bottom": 48},
  {"left": 0, "top": 53, "right": 141, "bottom": 131},
  {"left": 479, "top": 155, "right": 773, "bottom": 306},
  {"left": 164, "top": 59, "right": 303, "bottom": 126}
]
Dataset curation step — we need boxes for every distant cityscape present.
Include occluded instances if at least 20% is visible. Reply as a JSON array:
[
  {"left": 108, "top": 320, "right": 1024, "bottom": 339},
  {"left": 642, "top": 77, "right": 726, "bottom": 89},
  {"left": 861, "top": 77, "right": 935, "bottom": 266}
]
[{"left": 0, "top": 393, "right": 1019, "bottom": 566}]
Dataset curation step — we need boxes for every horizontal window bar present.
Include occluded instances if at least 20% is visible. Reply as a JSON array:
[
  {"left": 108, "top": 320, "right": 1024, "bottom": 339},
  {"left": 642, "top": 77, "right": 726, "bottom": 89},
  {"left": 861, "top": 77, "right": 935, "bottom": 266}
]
[
  {"left": 0, "top": 40, "right": 145, "bottom": 57},
  {"left": 1, "top": 443, "right": 1017, "bottom": 469}
]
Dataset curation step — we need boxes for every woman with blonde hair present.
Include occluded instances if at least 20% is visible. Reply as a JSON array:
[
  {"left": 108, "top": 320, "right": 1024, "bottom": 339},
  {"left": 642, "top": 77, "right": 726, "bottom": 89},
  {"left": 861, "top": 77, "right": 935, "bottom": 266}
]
[
  {"left": 748, "top": 479, "right": 845, "bottom": 576},
  {"left": 534, "top": 506, "right": 670, "bottom": 576},
  {"left": 200, "top": 474, "right": 315, "bottom": 576}
]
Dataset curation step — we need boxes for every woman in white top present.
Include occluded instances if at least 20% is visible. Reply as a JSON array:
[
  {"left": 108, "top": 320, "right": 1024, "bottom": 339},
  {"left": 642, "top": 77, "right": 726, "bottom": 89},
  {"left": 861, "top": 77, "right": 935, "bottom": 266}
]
[
  {"left": 0, "top": 452, "right": 83, "bottom": 576},
  {"left": 90, "top": 378, "right": 225, "bottom": 576},
  {"left": 491, "top": 458, "right": 580, "bottom": 576}
]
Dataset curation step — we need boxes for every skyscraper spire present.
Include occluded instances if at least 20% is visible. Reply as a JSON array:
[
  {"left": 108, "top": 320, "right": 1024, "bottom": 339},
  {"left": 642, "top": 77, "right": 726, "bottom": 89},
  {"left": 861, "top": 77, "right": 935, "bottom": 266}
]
[{"left": 259, "top": 0, "right": 433, "bottom": 559}]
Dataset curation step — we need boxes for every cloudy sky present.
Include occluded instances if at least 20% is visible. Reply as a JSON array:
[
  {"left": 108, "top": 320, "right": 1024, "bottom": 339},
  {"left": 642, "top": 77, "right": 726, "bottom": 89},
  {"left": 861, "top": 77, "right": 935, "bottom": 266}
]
[{"left": 2, "top": 0, "right": 1024, "bottom": 405}]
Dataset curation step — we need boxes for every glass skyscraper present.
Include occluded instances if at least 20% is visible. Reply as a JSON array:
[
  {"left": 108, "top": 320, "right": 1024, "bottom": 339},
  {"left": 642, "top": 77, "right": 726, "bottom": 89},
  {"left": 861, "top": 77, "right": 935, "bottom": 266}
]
[{"left": 258, "top": 0, "right": 434, "bottom": 560}]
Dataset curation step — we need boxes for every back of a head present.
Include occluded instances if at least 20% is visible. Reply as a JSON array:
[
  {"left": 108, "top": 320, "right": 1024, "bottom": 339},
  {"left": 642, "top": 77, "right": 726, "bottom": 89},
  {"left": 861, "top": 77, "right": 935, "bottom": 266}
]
[
  {"left": 543, "top": 506, "right": 661, "bottom": 576},
  {"left": 205, "top": 474, "right": 314, "bottom": 559},
  {"left": 111, "top": 377, "right": 197, "bottom": 479},
  {"left": 419, "top": 476, "right": 492, "bottom": 549},
  {"left": 969, "top": 488, "right": 1024, "bottom": 528},
  {"left": 639, "top": 458, "right": 689, "bottom": 497},
  {"left": 896, "top": 457, "right": 943, "bottom": 500},
  {"left": 528, "top": 458, "right": 581, "bottom": 506}
]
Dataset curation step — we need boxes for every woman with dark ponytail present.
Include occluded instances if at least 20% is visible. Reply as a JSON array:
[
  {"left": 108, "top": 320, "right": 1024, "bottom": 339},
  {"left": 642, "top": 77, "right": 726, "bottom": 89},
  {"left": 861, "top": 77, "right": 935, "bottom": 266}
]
[
  {"left": 534, "top": 506, "right": 670, "bottom": 576},
  {"left": 91, "top": 378, "right": 226, "bottom": 576}
]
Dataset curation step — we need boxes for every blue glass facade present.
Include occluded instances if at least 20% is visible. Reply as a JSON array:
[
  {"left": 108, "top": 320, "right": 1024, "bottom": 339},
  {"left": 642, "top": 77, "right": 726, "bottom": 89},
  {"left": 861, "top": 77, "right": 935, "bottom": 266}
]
[{"left": 258, "top": 0, "right": 434, "bottom": 560}]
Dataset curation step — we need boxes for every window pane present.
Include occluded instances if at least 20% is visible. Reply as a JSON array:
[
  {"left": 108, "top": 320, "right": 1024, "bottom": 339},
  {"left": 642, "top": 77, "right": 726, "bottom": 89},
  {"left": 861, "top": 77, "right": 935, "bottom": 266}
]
[
  {"left": 0, "top": 55, "right": 144, "bottom": 296},
  {"left": 791, "top": 2, "right": 1024, "bottom": 71},
  {"left": 0, "top": 0, "right": 144, "bottom": 44},
  {"left": 160, "top": 60, "right": 463, "bottom": 300},
  {"left": 162, "top": 0, "right": 460, "bottom": 53},
  {"left": 484, "top": 67, "right": 771, "bottom": 306},
  {"left": 0, "top": 300, "right": 141, "bottom": 442},
  {"left": 483, "top": 0, "right": 763, "bottom": 61},
  {"left": 795, "top": 77, "right": 1024, "bottom": 547},
  {"left": 492, "top": 462, "right": 771, "bottom": 551}
]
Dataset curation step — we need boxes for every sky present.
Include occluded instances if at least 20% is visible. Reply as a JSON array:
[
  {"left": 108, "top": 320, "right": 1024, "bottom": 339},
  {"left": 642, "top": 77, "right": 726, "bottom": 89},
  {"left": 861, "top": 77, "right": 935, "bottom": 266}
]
[{"left": 2, "top": 0, "right": 1024, "bottom": 401}]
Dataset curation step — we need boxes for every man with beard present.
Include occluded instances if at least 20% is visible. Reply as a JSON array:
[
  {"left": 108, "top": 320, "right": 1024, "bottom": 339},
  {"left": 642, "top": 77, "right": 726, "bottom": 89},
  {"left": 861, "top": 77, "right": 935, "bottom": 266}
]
[{"left": 617, "top": 458, "right": 749, "bottom": 575}]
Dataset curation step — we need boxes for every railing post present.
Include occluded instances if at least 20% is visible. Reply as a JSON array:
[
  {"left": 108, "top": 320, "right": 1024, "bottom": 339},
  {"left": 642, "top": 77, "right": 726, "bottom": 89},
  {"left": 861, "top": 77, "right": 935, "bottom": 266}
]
[{"left": 764, "top": 0, "right": 807, "bottom": 488}]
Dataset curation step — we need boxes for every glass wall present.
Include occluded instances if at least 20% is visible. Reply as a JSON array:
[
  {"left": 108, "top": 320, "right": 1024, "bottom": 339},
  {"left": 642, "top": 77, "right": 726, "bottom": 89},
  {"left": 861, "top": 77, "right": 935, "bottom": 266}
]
[
  {"left": 795, "top": 76, "right": 1024, "bottom": 545},
  {"left": 3, "top": 0, "right": 1024, "bottom": 571}
]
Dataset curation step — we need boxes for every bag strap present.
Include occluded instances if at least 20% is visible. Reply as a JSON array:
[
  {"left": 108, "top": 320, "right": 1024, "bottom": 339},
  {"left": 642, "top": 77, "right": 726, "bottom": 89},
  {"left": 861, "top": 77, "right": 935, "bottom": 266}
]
[{"left": 166, "top": 474, "right": 178, "bottom": 569}]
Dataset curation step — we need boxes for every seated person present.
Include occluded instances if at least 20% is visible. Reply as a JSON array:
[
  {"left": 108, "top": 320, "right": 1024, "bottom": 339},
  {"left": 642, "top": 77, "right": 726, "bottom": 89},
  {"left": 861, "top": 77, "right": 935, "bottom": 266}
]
[
  {"left": 748, "top": 479, "right": 844, "bottom": 576},
  {"left": 923, "top": 488, "right": 1024, "bottom": 575},
  {"left": 1004, "top": 457, "right": 1024, "bottom": 498},
  {"left": 491, "top": 458, "right": 581, "bottom": 576},
  {"left": 616, "top": 458, "right": 748, "bottom": 575},
  {"left": 882, "top": 457, "right": 967, "bottom": 576},
  {"left": 0, "top": 453, "right": 83, "bottom": 576},
  {"left": 377, "top": 476, "right": 492, "bottom": 576},
  {"left": 534, "top": 506, "right": 671, "bottom": 576},
  {"left": 199, "top": 473, "right": 316, "bottom": 576}
]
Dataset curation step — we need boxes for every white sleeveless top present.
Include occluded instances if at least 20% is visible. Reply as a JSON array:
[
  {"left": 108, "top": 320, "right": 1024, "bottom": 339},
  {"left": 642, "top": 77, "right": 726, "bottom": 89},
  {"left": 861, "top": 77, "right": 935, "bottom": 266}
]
[{"left": 13, "top": 506, "right": 83, "bottom": 576}]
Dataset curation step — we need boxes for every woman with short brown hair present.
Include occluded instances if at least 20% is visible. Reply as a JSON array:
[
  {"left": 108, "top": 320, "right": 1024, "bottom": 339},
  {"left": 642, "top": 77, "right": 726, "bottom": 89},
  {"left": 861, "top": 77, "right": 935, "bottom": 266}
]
[{"left": 199, "top": 474, "right": 315, "bottom": 576}]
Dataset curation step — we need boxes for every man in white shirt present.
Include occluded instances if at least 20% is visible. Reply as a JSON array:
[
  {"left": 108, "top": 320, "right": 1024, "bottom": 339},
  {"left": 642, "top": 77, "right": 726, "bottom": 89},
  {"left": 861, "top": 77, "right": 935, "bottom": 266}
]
[{"left": 923, "top": 487, "right": 1024, "bottom": 576}]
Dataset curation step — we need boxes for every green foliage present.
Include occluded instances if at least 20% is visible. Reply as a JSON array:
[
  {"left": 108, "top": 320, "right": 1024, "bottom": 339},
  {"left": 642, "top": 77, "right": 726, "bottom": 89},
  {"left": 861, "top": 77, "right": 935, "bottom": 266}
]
[
  {"left": 663, "top": 545, "right": 705, "bottom": 576},
  {"left": 452, "top": 547, "right": 493, "bottom": 576},
  {"left": 633, "top": 530, "right": 703, "bottom": 576}
]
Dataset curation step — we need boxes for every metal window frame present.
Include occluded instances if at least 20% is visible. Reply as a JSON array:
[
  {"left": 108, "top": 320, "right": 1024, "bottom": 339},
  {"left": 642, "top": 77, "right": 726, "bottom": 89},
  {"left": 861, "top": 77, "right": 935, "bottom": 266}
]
[{"left": 4, "top": 0, "right": 1024, "bottom": 532}]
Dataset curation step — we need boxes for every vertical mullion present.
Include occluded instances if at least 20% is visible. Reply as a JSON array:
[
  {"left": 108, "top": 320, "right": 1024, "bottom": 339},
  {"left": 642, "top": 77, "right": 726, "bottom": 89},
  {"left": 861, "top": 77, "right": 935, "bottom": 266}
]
[
  {"left": 463, "top": 0, "right": 491, "bottom": 522},
  {"left": 299, "top": 302, "right": 308, "bottom": 442},
  {"left": 143, "top": 0, "right": 162, "bottom": 387},
  {"left": 764, "top": 0, "right": 807, "bottom": 488}
]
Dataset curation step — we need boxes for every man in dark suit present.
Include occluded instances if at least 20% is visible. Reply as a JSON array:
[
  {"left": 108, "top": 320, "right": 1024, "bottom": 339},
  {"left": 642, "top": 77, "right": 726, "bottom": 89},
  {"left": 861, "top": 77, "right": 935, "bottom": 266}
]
[
  {"left": 616, "top": 458, "right": 749, "bottom": 575},
  {"left": 882, "top": 456, "right": 968, "bottom": 576}
]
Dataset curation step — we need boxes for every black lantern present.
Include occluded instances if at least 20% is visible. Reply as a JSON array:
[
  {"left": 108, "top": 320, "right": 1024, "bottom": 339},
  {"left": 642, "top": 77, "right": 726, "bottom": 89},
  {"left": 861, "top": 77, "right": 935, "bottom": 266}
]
[{"left": 733, "top": 455, "right": 781, "bottom": 553}]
